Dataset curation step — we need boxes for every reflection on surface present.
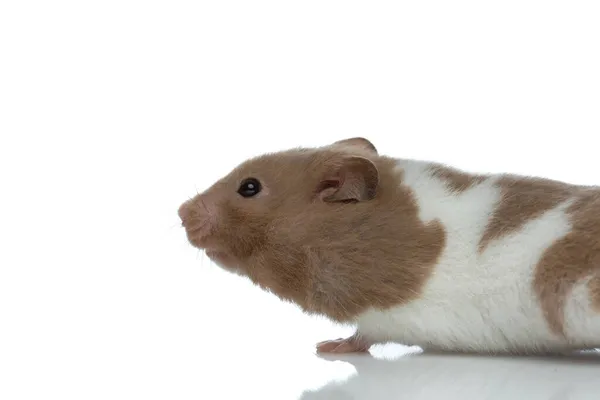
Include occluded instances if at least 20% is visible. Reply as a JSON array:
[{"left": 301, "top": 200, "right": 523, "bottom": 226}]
[{"left": 301, "top": 345, "right": 600, "bottom": 400}]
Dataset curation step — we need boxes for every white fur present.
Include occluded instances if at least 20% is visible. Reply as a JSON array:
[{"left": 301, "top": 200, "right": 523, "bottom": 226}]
[
  {"left": 564, "top": 277, "right": 600, "bottom": 347},
  {"left": 356, "top": 159, "right": 600, "bottom": 353}
]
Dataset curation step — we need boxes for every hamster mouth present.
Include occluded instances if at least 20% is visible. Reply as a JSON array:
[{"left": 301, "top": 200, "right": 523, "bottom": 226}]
[
  {"left": 205, "top": 249, "right": 238, "bottom": 271},
  {"left": 184, "top": 225, "right": 210, "bottom": 245},
  {"left": 205, "top": 249, "right": 227, "bottom": 260},
  {"left": 183, "top": 232, "right": 236, "bottom": 269},
  {"left": 185, "top": 230, "right": 214, "bottom": 250}
]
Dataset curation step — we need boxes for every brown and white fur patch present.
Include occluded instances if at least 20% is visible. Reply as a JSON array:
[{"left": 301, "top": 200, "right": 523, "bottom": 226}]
[{"left": 357, "top": 161, "right": 600, "bottom": 354}]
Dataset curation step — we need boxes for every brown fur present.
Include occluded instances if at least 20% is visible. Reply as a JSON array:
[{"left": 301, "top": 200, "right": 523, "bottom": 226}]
[
  {"left": 588, "top": 276, "right": 600, "bottom": 312},
  {"left": 429, "top": 164, "right": 487, "bottom": 194},
  {"left": 534, "top": 188, "right": 600, "bottom": 337},
  {"left": 178, "top": 138, "right": 446, "bottom": 323},
  {"left": 479, "top": 175, "right": 573, "bottom": 252}
]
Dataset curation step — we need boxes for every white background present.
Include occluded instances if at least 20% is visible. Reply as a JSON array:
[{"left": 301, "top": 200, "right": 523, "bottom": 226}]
[{"left": 1, "top": 1, "right": 600, "bottom": 399}]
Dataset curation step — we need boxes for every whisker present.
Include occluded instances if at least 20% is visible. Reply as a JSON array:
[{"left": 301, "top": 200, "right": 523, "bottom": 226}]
[
  {"left": 200, "top": 197, "right": 209, "bottom": 213},
  {"left": 193, "top": 201, "right": 205, "bottom": 213}
]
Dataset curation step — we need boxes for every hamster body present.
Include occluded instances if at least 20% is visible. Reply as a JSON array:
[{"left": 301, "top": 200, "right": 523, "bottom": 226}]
[
  {"left": 178, "top": 137, "right": 600, "bottom": 354},
  {"left": 357, "top": 159, "right": 600, "bottom": 353}
]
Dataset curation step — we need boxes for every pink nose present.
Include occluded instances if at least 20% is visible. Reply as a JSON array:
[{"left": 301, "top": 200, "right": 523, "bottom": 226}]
[
  {"left": 178, "top": 200, "right": 194, "bottom": 222},
  {"left": 178, "top": 199, "right": 212, "bottom": 238}
]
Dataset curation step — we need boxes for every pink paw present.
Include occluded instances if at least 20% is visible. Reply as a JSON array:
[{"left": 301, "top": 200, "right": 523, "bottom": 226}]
[{"left": 316, "top": 335, "right": 370, "bottom": 354}]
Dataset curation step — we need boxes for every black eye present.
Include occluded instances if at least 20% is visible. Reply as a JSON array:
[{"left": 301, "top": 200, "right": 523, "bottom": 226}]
[{"left": 237, "top": 178, "right": 261, "bottom": 197}]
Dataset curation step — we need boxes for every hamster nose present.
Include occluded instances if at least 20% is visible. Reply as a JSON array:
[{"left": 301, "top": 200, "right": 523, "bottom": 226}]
[
  {"left": 178, "top": 199, "right": 212, "bottom": 235},
  {"left": 178, "top": 201, "right": 192, "bottom": 223},
  {"left": 178, "top": 201, "right": 204, "bottom": 224}
]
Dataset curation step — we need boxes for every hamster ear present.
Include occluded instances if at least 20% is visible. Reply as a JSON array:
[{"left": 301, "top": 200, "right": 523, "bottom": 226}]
[
  {"left": 318, "top": 156, "right": 379, "bottom": 203},
  {"left": 332, "top": 137, "right": 378, "bottom": 155}
]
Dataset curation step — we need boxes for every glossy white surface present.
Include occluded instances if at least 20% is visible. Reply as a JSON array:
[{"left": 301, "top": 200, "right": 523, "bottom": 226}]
[
  {"left": 4, "top": 225, "right": 600, "bottom": 399},
  {"left": 303, "top": 349, "right": 600, "bottom": 400},
  {"left": 2, "top": 1, "right": 600, "bottom": 399}
]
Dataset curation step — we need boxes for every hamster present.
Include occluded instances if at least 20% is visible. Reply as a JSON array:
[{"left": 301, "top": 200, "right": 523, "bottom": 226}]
[{"left": 178, "top": 137, "right": 600, "bottom": 355}]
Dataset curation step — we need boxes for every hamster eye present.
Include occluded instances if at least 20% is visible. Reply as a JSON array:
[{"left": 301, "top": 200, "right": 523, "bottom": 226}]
[{"left": 237, "top": 178, "right": 261, "bottom": 198}]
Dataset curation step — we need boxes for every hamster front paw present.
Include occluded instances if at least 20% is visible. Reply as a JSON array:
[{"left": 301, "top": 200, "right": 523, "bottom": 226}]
[{"left": 316, "top": 334, "right": 371, "bottom": 354}]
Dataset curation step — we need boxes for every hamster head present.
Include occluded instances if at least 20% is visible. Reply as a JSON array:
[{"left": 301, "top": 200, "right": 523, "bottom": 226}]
[{"left": 178, "top": 137, "right": 445, "bottom": 322}]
